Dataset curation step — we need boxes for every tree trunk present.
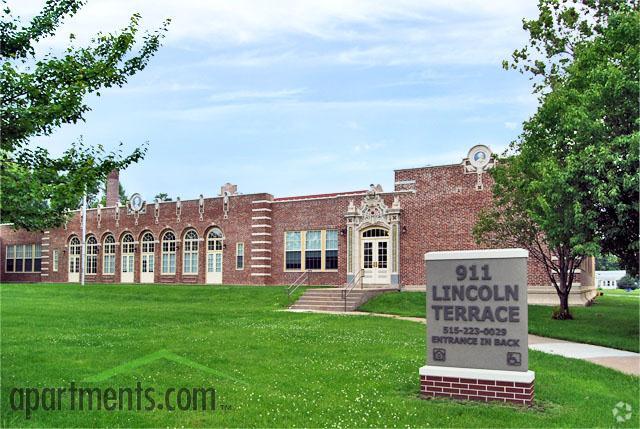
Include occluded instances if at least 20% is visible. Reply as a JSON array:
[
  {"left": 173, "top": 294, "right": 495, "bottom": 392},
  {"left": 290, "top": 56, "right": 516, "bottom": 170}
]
[{"left": 554, "top": 290, "right": 573, "bottom": 320}]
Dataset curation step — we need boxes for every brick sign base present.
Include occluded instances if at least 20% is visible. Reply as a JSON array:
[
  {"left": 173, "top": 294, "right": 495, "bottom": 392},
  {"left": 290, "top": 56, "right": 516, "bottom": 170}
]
[{"left": 419, "top": 366, "right": 535, "bottom": 406}]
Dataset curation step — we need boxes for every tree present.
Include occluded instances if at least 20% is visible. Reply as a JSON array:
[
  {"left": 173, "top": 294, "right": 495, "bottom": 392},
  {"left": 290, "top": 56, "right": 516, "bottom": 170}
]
[
  {"left": 0, "top": 0, "right": 170, "bottom": 230},
  {"left": 596, "top": 254, "right": 621, "bottom": 271},
  {"left": 154, "top": 192, "right": 172, "bottom": 202},
  {"left": 503, "top": 0, "right": 639, "bottom": 275},
  {"left": 475, "top": 1, "right": 638, "bottom": 318}
]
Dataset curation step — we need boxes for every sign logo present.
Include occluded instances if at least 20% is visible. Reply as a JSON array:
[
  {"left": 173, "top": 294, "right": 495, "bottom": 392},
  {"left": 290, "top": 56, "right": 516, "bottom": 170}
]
[
  {"left": 129, "top": 193, "right": 144, "bottom": 212},
  {"left": 612, "top": 402, "right": 633, "bottom": 423}
]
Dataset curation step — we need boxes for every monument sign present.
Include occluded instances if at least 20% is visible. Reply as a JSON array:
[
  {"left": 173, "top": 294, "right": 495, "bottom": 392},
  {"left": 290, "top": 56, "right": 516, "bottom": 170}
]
[{"left": 419, "top": 249, "right": 535, "bottom": 406}]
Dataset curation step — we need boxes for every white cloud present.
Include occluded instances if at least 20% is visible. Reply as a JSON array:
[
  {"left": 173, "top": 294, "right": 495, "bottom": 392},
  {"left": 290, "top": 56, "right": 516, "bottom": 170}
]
[
  {"left": 206, "top": 88, "right": 306, "bottom": 103},
  {"left": 10, "top": 0, "right": 538, "bottom": 67}
]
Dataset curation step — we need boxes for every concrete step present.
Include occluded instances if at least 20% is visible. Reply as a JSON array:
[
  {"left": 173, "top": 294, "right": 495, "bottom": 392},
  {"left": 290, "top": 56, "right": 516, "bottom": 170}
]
[
  {"left": 290, "top": 304, "right": 351, "bottom": 311},
  {"left": 294, "top": 299, "right": 360, "bottom": 306}
]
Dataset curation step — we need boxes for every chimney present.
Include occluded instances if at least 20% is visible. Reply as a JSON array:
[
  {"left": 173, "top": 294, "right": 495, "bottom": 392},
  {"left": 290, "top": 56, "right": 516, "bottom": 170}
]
[
  {"left": 106, "top": 170, "right": 120, "bottom": 207},
  {"left": 219, "top": 183, "right": 238, "bottom": 196}
]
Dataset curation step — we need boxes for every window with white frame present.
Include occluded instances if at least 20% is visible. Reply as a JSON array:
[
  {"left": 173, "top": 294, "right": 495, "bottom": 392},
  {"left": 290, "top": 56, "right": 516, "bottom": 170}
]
[
  {"left": 52, "top": 249, "right": 59, "bottom": 272},
  {"left": 305, "top": 230, "right": 322, "bottom": 270},
  {"left": 183, "top": 230, "right": 199, "bottom": 274},
  {"left": 141, "top": 232, "right": 155, "bottom": 274},
  {"left": 69, "top": 237, "right": 81, "bottom": 273},
  {"left": 86, "top": 236, "right": 98, "bottom": 274},
  {"left": 285, "top": 231, "right": 302, "bottom": 270},
  {"left": 236, "top": 242, "right": 244, "bottom": 270},
  {"left": 103, "top": 235, "right": 116, "bottom": 274},
  {"left": 5, "top": 244, "right": 42, "bottom": 273},
  {"left": 162, "top": 231, "right": 177, "bottom": 274},
  {"left": 121, "top": 233, "right": 135, "bottom": 273},
  {"left": 325, "top": 230, "right": 338, "bottom": 270},
  {"left": 207, "top": 228, "right": 224, "bottom": 250}
]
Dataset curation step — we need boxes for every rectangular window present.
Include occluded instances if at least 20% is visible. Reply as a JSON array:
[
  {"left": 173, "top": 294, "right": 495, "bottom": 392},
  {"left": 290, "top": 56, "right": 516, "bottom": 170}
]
[
  {"left": 15, "top": 245, "right": 24, "bottom": 272},
  {"left": 34, "top": 244, "right": 42, "bottom": 272},
  {"left": 5, "top": 244, "right": 42, "bottom": 273},
  {"left": 305, "top": 230, "right": 322, "bottom": 270},
  {"left": 52, "top": 249, "right": 59, "bottom": 272},
  {"left": 285, "top": 231, "right": 302, "bottom": 270},
  {"left": 6, "top": 245, "right": 15, "bottom": 272},
  {"left": 236, "top": 243, "right": 244, "bottom": 270},
  {"left": 325, "top": 230, "right": 338, "bottom": 270}
]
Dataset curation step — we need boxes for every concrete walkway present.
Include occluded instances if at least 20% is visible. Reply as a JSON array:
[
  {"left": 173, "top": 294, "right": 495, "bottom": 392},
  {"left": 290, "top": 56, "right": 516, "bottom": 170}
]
[{"left": 286, "top": 309, "right": 640, "bottom": 376}]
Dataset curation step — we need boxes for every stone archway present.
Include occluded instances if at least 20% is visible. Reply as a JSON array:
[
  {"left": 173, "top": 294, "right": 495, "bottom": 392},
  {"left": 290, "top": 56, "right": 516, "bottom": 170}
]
[{"left": 345, "top": 186, "right": 401, "bottom": 287}]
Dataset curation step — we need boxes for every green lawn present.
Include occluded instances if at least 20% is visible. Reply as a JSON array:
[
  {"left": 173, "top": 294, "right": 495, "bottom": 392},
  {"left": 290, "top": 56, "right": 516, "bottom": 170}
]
[
  {"left": 359, "top": 290, "right": 640, "bottom": 352},
  {"left": 1, "top": 283, "right": 638, "bottom": 428}
]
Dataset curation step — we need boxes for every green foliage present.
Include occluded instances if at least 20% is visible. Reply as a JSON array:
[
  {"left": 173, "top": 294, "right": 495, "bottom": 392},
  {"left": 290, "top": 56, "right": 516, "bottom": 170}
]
[
  {"left": 504, "top": 0, "right": 636, "bottom": 92},
  {"left": 0, "top": 0, "right": 169, "bottom": 230},
  {"left": 475, "top": 1, "right": 639, "bottom": 315},
  {"left": 595, "top": 254, "right": 621, "bottom": 271},
  {"left": 154, "top": 192, "right": 172, "bottom": 202},
  {"left": 617, "top": 274, "right": 638, "bottom": 289}
]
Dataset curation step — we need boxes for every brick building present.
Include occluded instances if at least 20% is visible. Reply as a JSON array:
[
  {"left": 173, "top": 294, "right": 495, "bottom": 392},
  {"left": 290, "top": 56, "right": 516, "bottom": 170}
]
[{"left": 0, "top": 145, "right": 596, "bottom": 305}]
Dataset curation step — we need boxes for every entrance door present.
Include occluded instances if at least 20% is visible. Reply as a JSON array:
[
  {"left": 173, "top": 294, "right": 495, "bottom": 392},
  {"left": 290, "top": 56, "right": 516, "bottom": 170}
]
[
  {"left": 206, "top": 228, "right": 224, "bottom": 284},
  {"left": 140, "top": 232, "right": 155, "bottom": 283},
  {"left": 68, "top": 237, "right": 80, "bottom": 282},
  {"left": 121, "top": 233, "right": 135, "bottom": 283},
  {"left": 361, "top": 228, "right": 390, "bottom": 286}
]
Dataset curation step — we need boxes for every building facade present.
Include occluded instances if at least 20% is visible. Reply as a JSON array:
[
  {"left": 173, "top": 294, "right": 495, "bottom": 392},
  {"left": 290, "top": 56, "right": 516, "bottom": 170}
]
[{"left": 0, "top": 146, "right": 597, "bottom": 305}]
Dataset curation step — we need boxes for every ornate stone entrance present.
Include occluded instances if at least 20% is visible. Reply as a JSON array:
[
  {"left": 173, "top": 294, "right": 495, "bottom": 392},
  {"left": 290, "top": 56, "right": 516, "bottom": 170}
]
[{"left": 345, "top": 187, "right": 401, "bottom": 287}]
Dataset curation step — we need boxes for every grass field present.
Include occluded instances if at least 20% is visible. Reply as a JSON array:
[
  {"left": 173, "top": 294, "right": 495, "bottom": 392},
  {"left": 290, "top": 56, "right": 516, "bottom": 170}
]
[
  {"left": 359, "top": 290, "right": 640, "bottom": 352},
  {"left": 1, "top": 283, "right": 639, "bottom": 427}
]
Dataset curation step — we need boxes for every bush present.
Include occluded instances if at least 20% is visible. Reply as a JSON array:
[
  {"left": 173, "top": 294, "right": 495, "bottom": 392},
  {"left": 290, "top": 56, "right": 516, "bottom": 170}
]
[{"left": 617, "top": 275, "right": 639, "bottom": 289}]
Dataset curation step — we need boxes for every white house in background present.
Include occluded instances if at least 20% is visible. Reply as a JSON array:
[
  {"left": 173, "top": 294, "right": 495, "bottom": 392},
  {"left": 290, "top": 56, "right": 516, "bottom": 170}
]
[{"left": 595, "top": 270, "right": 627, "bottom": 289}]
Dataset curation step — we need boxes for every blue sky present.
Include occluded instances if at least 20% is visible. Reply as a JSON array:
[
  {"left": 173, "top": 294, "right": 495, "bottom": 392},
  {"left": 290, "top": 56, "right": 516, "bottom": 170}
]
[{"left": 16, "top": 0, "right": 540, "bottom": 200}]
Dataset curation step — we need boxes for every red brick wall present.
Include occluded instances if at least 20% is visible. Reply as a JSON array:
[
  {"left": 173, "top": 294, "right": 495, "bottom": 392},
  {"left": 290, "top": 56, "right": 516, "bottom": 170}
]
[
  {"left": 0, "top": 162, "right": 557, "bottom": 288},
  {"left": 395, "top": 165, "right": 550, "bottom": 287},
  {"left": 0, "top": 226, "right": 43, "bottom": 283},
  {"left": 420, "top": 374, "right": 534, "bottom": 406}
]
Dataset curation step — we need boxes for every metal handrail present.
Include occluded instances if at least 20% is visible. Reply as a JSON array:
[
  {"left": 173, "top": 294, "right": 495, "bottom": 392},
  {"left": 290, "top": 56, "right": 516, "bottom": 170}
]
[
  {"left": 287, "top": 270, "right": 310, "bottom": 297},
  {"left": 342, "top": 269, "right": 365, "bottom": 311}
]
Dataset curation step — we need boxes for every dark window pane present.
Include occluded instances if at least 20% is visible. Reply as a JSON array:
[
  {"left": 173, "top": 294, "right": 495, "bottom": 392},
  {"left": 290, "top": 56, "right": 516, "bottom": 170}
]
[
  {"left": 236, "top": 256, "right": 244, "bottom": 269},
  {"left": 34, "top": 258, "right": 41, "bottom": 272},
  {"left": 25, "top": 259, "right": 33, "bottom": 272},
  {"left": 7, "top": 259, "right": 14, "bottom": 272},
  {"left": 326, "top": 250, "right": 338, "bottom": 270},
  {"left": 286, "top": 251, "right": 301, "bottom": 270},
  {"left": 16, "top": 259, "right": 23, "bottom": 272},
  {"left": 305, "top": 250, "right": 321, "bottom": 270}
]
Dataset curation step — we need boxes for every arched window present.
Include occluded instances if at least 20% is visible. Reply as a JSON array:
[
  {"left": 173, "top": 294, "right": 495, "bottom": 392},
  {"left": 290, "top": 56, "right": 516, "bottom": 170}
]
[
  {"left": 141, "top": 232, "right": 155, "bottom": 253},
  {"left": 362, "top": 228, "right": 389, "bottom": 238},
  {"left": 86, "top": 236, "right": 98, "bottom": 274},
  {"left": 103, "top": 235, "right": 116, "bottom": 274},
  {"left": 161, "top": 231, "right": 176, "bottom": 274},
  {"left": 207, "top": 228, "right": 224, "bottom": 251},
  {"left": 183, "top": 230, "right": 199, "bottom": 274},
  {"left": 69, "top": 237, "right": 81, "bottom": 274},
  {"left": 121, "top": 233, "right": 135, "bottom": 274}
]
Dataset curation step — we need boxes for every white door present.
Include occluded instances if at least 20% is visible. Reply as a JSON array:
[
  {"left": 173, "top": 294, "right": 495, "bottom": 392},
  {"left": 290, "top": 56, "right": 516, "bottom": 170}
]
[
  {"left": 121, "top": 254, "right": 134, "bottom": 283},
  {"left": 140, "top": 253, "right": 154, "bottom": 283},
  {"left": 362, "top": 239, "right": 390, "bottom": 285},
  {"left": 68, "top": 237, "right": 80, "bottom": 282},
  {"left": 121, "top": 233, "right": 135, "bottom": 283},
  {"left": 206, "top": 251, "right": 223, "bottom": 284},
  {"left": 140, "top": 233, "right": 155, "bottom": 283},
  {"left": 206, "top": 228, "right": 224, "bottom": 284}
]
